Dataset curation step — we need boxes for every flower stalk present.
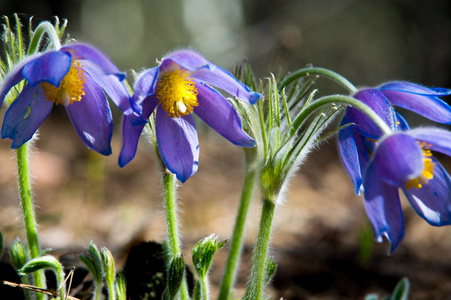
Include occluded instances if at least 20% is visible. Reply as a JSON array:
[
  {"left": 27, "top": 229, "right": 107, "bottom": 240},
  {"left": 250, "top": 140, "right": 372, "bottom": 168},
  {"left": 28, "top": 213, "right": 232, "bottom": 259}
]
[
  {"left": 290, "top": 95, "right": 392, "bottom": 136},
  {"left": 162, "top": 170, "right": 189, "bottom": 300},
  {"left": 244, "top": 197, "right": 276, "bottom": 300},
  {"left": 278, "top": 67, "right": 358, "bottom": 94},
  {"left": 16, "top": 142, "right": 46, "bottom": 300},
  {"left": 27, "top": 20, "right": 62, "bottom": 53}
]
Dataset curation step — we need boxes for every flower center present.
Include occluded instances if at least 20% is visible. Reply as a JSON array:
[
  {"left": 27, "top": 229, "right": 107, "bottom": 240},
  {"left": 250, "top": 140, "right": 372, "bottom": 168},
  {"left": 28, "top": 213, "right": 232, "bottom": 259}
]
[
  {"left": 155, "top": 70, "right": 198, "bottom": 118},
  {"left": 41, "top": 59, "right": 86, "bottom": 106},
  {"left": 405, "top": 142, "right": 436, "bottom": 189}
]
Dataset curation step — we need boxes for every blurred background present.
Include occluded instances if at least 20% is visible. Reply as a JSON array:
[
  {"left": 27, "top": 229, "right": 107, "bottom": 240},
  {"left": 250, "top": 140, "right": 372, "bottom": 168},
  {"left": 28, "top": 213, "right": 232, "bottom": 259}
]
[{"left": 1, "top": 0, "right": 451, "bottom": 299}]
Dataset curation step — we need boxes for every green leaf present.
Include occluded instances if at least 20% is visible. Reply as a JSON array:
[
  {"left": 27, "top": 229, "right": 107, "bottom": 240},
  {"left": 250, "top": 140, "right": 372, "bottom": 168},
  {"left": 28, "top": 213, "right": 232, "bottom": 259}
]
[
  {"left": 193, "top": 280, "right": 203, "bottom": 300},
  {"left": 19, "top": 255, "right": 66, "bottom": 300},
  {"left": 10, "top": 239, "right": 28, "bottom": 270},
  {"left": 79, "top": 241, "right": 103, "bottom": 284},
  {"left": 18, "top": 255, "right": 62, "bottom": 276},
  {"left": 263, "top": 256, "right": 277, "bottom": 287},
  {"left": 101, "top": 247, "right": 117, "bottom": 299},
  {"left": 390, "top": 277, "right": 410, "bottom": 300},
  {"left": 167, "top": 254, "right": 185, "bottom": 299},
  {"left": 192, "top": 234, "right": 226, "bottom": 279},
  {"left": 115, "top": 270, "right": 127, "bottom": 300},
  {"left": 364, "top": 294, "right": 379, "bottom": 300}
]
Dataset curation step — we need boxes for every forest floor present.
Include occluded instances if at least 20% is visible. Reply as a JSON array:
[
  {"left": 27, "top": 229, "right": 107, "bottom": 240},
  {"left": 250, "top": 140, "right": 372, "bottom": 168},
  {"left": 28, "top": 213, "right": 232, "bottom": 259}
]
[{"left": 1, "top": 110, "right": 451, "bottom": 299}]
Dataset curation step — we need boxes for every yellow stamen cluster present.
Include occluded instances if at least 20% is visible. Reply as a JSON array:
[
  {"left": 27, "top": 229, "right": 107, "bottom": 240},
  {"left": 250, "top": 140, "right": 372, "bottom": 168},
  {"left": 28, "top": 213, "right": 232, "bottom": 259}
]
[
  {"left": 41, "top": 60, "right": 86, "bottom": 106},
  {"left": 405, "top": 142, "right": 435, "bottom": 189},
  {"left": 155, "top": 70, "right": 198, "bottom": 118}
]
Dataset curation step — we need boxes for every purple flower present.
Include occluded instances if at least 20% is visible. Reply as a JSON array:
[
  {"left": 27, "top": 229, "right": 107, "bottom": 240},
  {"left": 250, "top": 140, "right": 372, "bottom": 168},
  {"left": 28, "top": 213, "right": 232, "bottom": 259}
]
[
  {"left": 119, "top": 49, "right": 260, "bottom": 183},
  {"left": 339, "top": 82, "right": 451, "bottom": 193},
  {"left": 0, "top": 43, "right": 132, "bottom": 155},
  {"left": 363, "top": 128, "right": 451, "bottom": 252}
]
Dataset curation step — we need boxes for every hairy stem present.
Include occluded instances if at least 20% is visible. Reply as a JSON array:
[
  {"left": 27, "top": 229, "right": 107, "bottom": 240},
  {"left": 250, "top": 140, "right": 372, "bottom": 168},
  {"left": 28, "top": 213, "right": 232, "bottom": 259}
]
[
  {"left": 278, "top": 67, "right": 358, "bottom": 94},
  {"left": 16, "top": 143, "right": 46, "bottom": 300},
  {"left": 244, "top": 198, "right": 276, "bottom": 300},
  {"left": 290, "top": 95, "right": 392, "bottom": 136},
  {"left": 163, "top": 171, "right": 189, "bottom": 300}
]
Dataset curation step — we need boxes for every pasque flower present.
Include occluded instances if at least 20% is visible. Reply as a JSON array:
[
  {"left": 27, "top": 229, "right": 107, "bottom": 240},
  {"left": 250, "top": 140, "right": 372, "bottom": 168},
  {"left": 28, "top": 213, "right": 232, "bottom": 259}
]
[
  {"left": 119, "top": 49, "right": 261, "bottom": 183},
  {"left": 0, "top": 43, "right": 131, "bottom": 155},
  {"left": 338, "top": 82, "right": 451, "bottom": 193},
  {"left": 362, "top": 128, "right": 451, "bottom": 252}
]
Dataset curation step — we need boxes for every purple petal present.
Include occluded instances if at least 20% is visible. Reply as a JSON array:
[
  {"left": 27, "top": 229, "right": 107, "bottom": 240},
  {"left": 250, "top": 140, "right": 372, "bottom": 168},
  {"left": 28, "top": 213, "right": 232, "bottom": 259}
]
[
  {"left": 22, "top": 51, "right": 72, "bottom": 87},
  {"left": 164, "top": 49, "right": 213, "bottom": 71},
  {"left": 119, "top": 96, "right": 158, "bottom": 167},
  {"left": 194, "top": 83, "right": 255, "bottom": 147},
  {"left": 61, "top": 43, "right": 125, "bottom": 79},
  {"left": 373, "top": 133, "right": 423, "bottom": 186},
  {"left": 362, "top": 162, "right": 390, "bottom": 242},
  {"left": 132, "top": 67, "right": 159, "bottom": 108},
  {"left": 118, "top": 116, "right": 146, "bottom": 168},
  {"left": 65, "top": 73, "right": 112, "bottom": 155},
  {"left": 363, "top": 163, "right": 405, "bottom": 253},
  {"left": 337, "top": 117, "right": 369, "bottom": 194},
  {"left": 156, "top": 108, "right": 199, "bottom": 183},
  {"left": 0, "top": 54, "right": 40, "bottom": 106},
  {"left": 347, "top": 89, "right": 396, "bottom": 139},
  {"left": 378, "top": 82, "right": 451, "bottom": 124},
  {"left": 82, "top": 61, "right": 145, "bottom": 125},
  {"left": 403, "top": 158, "right": 451, "bottom": 226},
  {"left": 163, "top": 49, "right": 261, "bottom": 104},
  {"left": 2, "top": 84, "right": 53, "bottom": 147},
  {"left": 409, "top": 127, "right": 451, "bottom": 157},
  {"left": 191, "top": 65, "right": 261, "bottom": 104},
  {"left": 380, "top": 182, "right": 405, "bottom": 254},
  {"left": 379, "top": 81, "right": 451, "bottom": 96}
]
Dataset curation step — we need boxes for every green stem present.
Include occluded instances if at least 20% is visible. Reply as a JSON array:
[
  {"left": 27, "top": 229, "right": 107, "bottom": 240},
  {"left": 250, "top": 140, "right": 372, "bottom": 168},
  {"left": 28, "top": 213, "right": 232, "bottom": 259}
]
[
  {"left": 28, "top": 21, "right": 61, "bottom": 55},
  {"left": 244, "top": 199, "right": 276, "bottom": 300},
  {"left": 202, "top": 276, "right": 209, "bottom": 300},
  {"left": 55, "top": 268, "right": 66, "bottom": 300},
  {"left": 278, "top": 67, "right": 358, "bottom": 94},
  {"left": 16, "top": 143, "right": 46, "bottom": 300},
  {"left": 95, "top": 283, "right": 102, "bottom": 300},
  {"left": 290, "top": 95, "right": 392, "bottom": 136},
  {"left": 163, "top": 171, "right": 189, "bottom": 300},
  {"left": 218, "top": 163, "right": 257, "bottom": 300}
]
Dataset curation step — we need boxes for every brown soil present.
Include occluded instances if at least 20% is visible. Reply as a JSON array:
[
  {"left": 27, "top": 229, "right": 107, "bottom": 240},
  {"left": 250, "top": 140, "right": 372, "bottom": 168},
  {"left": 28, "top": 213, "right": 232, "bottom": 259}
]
[{"left": 2, "top": 111, "right": 451, "bottom": 299}]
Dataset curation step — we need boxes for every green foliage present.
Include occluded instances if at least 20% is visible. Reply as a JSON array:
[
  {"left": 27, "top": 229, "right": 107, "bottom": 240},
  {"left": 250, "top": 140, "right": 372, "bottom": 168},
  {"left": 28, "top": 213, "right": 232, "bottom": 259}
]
[
  {"left": 192, "top": 235, "right": 226, "bottom": 299},
  {"left": 390, "top": 278, "right": 410, "bottom": 300},
  {"left": 263, "top": 256, "right": 277, "bottom": 287},
  {"left": 165, "top": 254, "right": 185, "bottom": 300},
  {"left": 10, "top": 239, "right": 28, "bottom": 270},
  {"left": 364, "top": 277, "right": 410, "bottom": 300},
  {"left": 19, "top": 254, "right": 66, "bottom": 299},
  {"left": 18, "top": 255, "right": 63, "bottom": 277},
  {"left": 79, "top": 242, "right": 104, "bottom": 286},
  {"left": 192, "top": 235, "right": 226, "bottom": 279},
  {"left": 234, "top": 65, "right": 345, "bottom": 203},
  {"left": 80, "top": 242, "right": 125, "bottom": 300},
  {"left": 101, "top": 247, "right": 117, "bottom": 299},
  {"left": 115, "top": 270, "right": 127, "bottom": 300}
]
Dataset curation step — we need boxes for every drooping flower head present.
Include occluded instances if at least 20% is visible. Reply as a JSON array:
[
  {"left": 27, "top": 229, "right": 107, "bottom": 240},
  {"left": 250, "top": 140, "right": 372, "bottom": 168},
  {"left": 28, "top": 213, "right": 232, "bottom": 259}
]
[
  {"left": 338, "top": 82, "right": 451, "bottom": 193},
  {"left": 362, "top": 128, "right": 451, "bottom": 252},
  {"left": 0, "top": 43, "right": 132, "bottom": 155},
  {"left": 119, "top": 49, "right": 261, "bottom": 182}
]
